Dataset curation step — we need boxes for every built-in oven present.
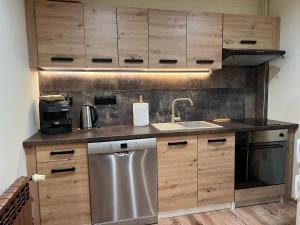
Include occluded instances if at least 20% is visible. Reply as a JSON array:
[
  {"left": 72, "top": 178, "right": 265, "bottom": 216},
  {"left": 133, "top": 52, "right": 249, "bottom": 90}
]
[{"left": 235, "top": 129, "right": 288, "bottom": 190}]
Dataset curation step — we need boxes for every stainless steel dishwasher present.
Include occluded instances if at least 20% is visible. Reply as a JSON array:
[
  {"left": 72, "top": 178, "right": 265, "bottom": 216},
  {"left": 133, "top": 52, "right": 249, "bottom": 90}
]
[{"left": 88, "top": 138, "right": 158, "bottom": 225}]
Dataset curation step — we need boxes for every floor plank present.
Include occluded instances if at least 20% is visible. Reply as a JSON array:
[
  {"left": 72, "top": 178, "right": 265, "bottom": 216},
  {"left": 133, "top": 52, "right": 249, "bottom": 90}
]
[{"left": 158, "top": 202, "right": 296, "bottom": 225}]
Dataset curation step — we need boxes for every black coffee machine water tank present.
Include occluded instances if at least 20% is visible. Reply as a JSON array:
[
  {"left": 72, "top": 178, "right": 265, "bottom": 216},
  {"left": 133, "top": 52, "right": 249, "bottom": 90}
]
[{"left": 39, "top": 100, "right": 72, "bottom": 134}]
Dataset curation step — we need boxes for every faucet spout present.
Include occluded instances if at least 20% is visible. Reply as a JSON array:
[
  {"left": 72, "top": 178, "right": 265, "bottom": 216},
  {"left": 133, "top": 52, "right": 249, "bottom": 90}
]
[{"left": 171, "top": 98, "right": 194, "bottom": 123}]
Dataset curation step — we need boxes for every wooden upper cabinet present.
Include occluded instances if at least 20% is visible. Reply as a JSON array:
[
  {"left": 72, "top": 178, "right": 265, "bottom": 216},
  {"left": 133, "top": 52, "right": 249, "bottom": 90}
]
[
  {"left": 157, "top": 136, "right": 198, "bottom": 212},
  {"left": 117, "top": 8, "right": 149, "bottom": 68},
  {"left": 198, "top": 133, "right": 235, "bottom": 206},
  {"left": 35, "top": 1, "right": 85, "bottom": 68},
  {"left": 223, "top": 14, "right": 280, "bottom": 50},
  {"left": 187, "top": 12, "right": 223, "bottom": 69},
  {"left": 84, "top": 5, "right": 118, "bottom": 68},
  {"left": 149, "top": 10, "right": 187, "bottom": 69}
]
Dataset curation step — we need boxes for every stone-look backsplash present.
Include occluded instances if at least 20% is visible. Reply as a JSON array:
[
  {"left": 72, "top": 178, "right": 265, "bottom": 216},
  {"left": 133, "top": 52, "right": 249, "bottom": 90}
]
[{"left": 39, "top": 67, "right": 258, "bottom": 128}]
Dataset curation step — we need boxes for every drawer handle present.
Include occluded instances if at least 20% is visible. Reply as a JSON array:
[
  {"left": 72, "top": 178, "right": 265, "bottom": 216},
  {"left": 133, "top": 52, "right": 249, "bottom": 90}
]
[
  {"left": 168, "top": 141, "right": 188, "bottom": 146},
  {"left": 159, "top": 59, "right": 178, "bottom": 64},
  {"left": 51, "top": 57, "right": 74, "bottom": 62},
  {"left": 51, "top": 167, "right": 76, "bottom": 174},
  {"left": 208, "top": 138, "right": 227, "bottom": 144},
  {"left": 92, "top": 58, "right": 113, "bottom": 63},
  {"left": 50, "top": 150, "right": 75, "bottom": 156},
  {"left": 196, "top": 60, "right": 214, "bottom": 64},
  {"left": 240, "top": 40, "right": 257, "bottom": 45},
  {"left": 124, "top": 58, "right": 144, "bottom": 64}
]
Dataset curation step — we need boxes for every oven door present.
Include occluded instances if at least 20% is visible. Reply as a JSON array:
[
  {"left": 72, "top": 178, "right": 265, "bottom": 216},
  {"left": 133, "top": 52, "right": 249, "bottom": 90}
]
[{"left": 235, "top": 141, "right": 287, "bottom": 189}]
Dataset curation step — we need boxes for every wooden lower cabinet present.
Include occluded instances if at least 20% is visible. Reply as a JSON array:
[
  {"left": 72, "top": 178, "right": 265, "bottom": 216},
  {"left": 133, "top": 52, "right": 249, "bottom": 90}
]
[
  {"left": 157, "top": 136, "right": 198, "bottom": 212},
  {"left": 198, "top": 133, "right": 235, "bottom": 206},
  {"left": 25, "top": 144, "right": 91, "bottom": 225}
]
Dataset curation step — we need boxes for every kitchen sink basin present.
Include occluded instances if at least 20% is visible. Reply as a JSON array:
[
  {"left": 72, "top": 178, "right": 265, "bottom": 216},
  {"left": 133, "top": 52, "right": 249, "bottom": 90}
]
[{"left": 151, "top": 121, "right": 222, "bottom": 131}]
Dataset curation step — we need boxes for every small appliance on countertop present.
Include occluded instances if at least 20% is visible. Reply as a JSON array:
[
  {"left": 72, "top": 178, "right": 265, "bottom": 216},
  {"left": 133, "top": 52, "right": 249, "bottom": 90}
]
[
  {"left": 39, "top": 95, "right": 72, "bottom": 134},
  {"left": 80, "top": 104, "right": 98, "bottom": 130},
  {"left": 133, "top": 95, "right": 149, "bottom": 127}
]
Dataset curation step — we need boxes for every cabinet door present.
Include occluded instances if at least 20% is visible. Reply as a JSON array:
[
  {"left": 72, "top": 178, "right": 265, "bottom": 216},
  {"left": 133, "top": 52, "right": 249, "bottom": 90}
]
[
  {"left": 35, "top": 1, "right": 85, "bottom": 68},
  {"left": 198, "top": 133, "right": 235, "bottom": 206},
  {"left": 157, "top": 136, "right": 198, "bottom": 212},
  {"left": 223, "top": 14, "right": 280, "bottom": 50},
  {"left": 117, "top": 8, "right": 148, "bottom": 68},
  {"left": 84, "top": 5, "right": 118, "bottom": 68},
  {"left": 37, "top": 159, "right": 91, "bottom": 225},
  {"left": 149, "top": 10, "right": 187, "bottom": 69},
  {"left": 187, "top": 12, "right": 223, "bottom": 69}
]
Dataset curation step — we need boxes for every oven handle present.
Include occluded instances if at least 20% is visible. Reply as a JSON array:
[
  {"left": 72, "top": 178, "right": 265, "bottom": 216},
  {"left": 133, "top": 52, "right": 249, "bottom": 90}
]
[{"left": 240, "top": 144, "right": 284, "bottom": 151}]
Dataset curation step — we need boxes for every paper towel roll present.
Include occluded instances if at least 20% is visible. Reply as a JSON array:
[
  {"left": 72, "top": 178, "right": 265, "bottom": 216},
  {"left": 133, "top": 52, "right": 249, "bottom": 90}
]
[{"left": 133, "top": 103, "right": 149, "bottom": 127}]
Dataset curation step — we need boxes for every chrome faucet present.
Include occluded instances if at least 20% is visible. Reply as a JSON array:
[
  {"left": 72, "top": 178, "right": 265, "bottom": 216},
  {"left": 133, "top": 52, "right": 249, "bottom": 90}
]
[{"left": 171, "top": 98, "right": 194, "bottom": 123}]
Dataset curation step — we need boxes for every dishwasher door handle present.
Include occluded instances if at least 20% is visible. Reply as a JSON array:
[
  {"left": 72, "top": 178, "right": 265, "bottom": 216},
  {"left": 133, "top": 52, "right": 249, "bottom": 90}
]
[{"left": 114, "top": 151, "right": 133, "bottom": 156}]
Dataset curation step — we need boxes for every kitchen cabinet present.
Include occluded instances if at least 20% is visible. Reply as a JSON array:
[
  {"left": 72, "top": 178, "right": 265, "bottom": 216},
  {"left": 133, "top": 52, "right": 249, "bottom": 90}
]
[
  {"left": 149, "top": 9, "right": 187, "bottom": 69},
  {"left": 198, "top": 133, "right": 235, "bottom": 206},
  {"left": 187, "top": 12, "right": 223, "bottom": 69},
  {"left": 27, "top": 144, "right": 91, "bottom": 225},
  {"left": 35, "top": 1, "right": 85, "bottom": 68},
  {"left": 117, "top": 8, "right": 149, "bottom": 68},
  {"left": 223, "top": 14, "right": 280, "bottom": 50},
  {"left": 84, "top": 5, "right": 118, "bottom": 68},
  {"left": 157, "top": 136, "right": 198, "bottom": 212}
]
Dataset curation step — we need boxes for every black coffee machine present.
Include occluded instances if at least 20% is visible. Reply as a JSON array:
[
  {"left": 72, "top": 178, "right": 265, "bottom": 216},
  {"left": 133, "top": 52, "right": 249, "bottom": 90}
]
[{"left": 39, "top": 99, "right": 72, "bottom": 134}]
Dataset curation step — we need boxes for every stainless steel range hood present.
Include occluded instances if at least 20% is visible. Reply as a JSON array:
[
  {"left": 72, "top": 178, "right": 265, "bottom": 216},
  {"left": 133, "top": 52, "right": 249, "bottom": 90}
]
[{"left": 222, "top": 49, "right": 286, "bottom": 66}]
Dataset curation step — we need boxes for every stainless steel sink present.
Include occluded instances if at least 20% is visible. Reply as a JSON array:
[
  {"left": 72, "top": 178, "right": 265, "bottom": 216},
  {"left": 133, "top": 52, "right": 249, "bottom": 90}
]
[{"left": 151, "top": 121, "right": 222, "bottom": 131}]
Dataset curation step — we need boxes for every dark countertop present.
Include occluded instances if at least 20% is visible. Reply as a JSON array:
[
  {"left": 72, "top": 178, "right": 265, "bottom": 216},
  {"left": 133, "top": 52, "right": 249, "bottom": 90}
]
[{"left": 23, "top": 120, "right": 298, "bottom": 147}]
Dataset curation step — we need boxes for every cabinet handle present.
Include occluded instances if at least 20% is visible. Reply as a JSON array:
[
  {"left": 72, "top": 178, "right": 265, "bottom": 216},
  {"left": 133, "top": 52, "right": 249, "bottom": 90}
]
[
  {"left": 92, "top": 58, "right": 113, "bottom": 63},
  {"left": 208, "top": 138, "right": 227, "bottom": 144},
  {"left": 240, "top": 40, "right": 257, "bottom": 45},
  {"left": 51, "top": 57, "right": 74, "bottom": 62},
  {"left": 159, "top": 59, "right": 178, "bottom": 64},
  {"left": 51, "top": 167, "right": 76, "bottom": 174},
  {"left": 168, "top": 141, "right": 188, "bottom": 146},
  {"left": 50, "top": 150, "right": 75, "bottom": 156},
  {"left": 196, "top": 60, "right": 214, "bottom": 64},
  {"left": 124, "top": 58, "right": 144, "bottom": 64}
]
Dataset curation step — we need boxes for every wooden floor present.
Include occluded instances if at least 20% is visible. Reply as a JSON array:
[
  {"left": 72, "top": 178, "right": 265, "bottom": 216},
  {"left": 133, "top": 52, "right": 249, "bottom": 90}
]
[{"left": 158, "top": 202, "right": 296, "bottom": 225}]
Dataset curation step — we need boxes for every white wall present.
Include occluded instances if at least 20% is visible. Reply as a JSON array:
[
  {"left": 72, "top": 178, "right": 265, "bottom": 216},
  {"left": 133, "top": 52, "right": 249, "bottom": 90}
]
[
  {"left": 268, "top": 0, "right": 300, "bottom": 198},
  {"left": 0, "top": 0, "right": 38, "bottom": 194}
]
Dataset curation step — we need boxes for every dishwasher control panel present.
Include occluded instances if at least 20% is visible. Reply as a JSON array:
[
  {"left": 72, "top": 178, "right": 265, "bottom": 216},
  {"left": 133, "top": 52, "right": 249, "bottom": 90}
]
[{"left": 88, "top": 138, "right": 157, "bottom": 154}]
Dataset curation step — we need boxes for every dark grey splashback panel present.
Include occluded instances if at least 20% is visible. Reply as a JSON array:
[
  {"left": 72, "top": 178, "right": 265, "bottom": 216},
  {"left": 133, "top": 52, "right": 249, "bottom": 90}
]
[{"left": 39, "top": 67, "right": 259, "bottom": 128}]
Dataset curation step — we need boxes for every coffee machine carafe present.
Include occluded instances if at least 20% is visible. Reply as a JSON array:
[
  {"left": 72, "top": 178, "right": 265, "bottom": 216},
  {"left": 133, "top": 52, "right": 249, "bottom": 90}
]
[{"left": 39, "top": 100, "right": 72, "bottom": 134}]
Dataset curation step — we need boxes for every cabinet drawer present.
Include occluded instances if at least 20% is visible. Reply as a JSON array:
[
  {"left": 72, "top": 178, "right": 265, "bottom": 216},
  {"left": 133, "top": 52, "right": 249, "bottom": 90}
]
[
  {"left": 36, "top": 144, "right": 87, "bottom": 162},
  {"left": 198, "top": 133, "right": 235, "bottom": 206},
  {"left": 37, "top": 159, "right": 91, "bottom": 225},
  {"left": 157, "top": 135, "right": 198, "bottom": 212}
]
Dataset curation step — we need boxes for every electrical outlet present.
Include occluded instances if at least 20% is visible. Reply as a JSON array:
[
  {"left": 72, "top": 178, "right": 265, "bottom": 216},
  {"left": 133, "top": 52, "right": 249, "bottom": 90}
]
[
  {"left": 65, "top": 96, "right": 73, "bottom": 106},
  {"left": 94, "top": 96, "right": 116, "bottom": 105}
]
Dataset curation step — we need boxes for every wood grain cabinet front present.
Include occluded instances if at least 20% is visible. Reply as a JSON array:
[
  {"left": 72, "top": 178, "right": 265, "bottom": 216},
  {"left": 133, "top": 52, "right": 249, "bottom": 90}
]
[
  {"left": 187, "top": 12, "right": 223, "bottom": 69},
  {"left": 35, "top": 1, "right": 85, "bottom": 68},
  {"left": 223, "top": 14, "right": 280, "bottom": 50},
  {"left": 149, "top": 9, "right": 187, "bottom": 69},
  {"left": 117, "top": 8, "right": 149, "bottom": 68},
  {"left": 37, "top": 159, "right": 91, "bottom": 225},
  {"left": 157, "top": 136, "right": 198, "bottom": 212},
  {"left": 84, "top": 5, "right": 118, "bottom": 68},
  {"left": 197, "top": 133, "right": 235, "bottom": 206}
]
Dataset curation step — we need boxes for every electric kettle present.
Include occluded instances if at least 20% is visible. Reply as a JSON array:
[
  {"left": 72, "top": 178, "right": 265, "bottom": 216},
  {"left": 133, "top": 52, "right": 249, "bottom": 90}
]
[{"left": 80, "top": 104, "right": 98, "bottom": 129}]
